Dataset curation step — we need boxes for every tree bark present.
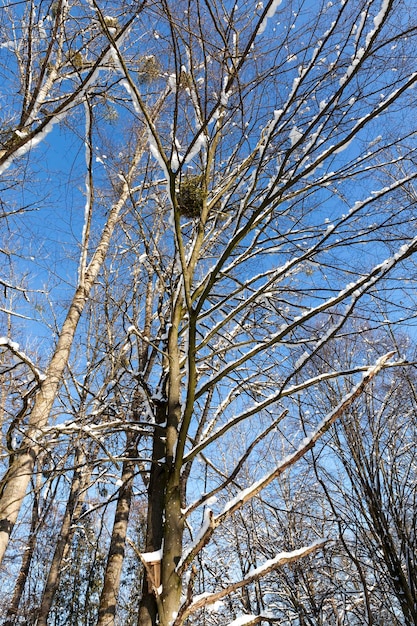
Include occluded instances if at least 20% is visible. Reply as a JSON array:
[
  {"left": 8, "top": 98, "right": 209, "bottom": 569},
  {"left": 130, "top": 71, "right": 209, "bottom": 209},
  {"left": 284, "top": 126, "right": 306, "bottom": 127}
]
[
  {"left": 97, "top": 435, "right": 137, "bottom": 626},
  {"left": 137, "top": 405, "right": 167, "bottom": 626},
  {"left": 0, "top": 142, "right": 143, "bottom": 565},
  {"left": 4, "top": 476, "right": 40, "bottom": 625},
  {"left": 36, "top": 447, "right": 90, "bottom": 626}
]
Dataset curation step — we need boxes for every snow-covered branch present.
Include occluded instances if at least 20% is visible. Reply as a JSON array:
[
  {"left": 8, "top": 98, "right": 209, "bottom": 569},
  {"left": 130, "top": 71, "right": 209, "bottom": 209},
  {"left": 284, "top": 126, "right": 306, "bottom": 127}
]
[
  {"left": 176, "top": 540, "right": 327, "bottom": 623},
  {"left": 195, "top": 235, "right": 417, "bottom": 401},
  {"left": 0, "top": 337, "right": 45, "bottom": 383},
  {"left": 216, "top": 352, "right": 394, "bottom": 520},
  {"left": 0, "top": 13, "right": 137, "bottom": 175},
  {"left": 181, "top": 352, "right": 394, "bottom": 567}
]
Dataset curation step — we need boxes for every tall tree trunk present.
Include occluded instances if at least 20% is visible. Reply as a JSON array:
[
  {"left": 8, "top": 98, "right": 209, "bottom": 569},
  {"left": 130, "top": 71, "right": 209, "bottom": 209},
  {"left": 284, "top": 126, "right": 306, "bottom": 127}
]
[
  {"left": 155, "top": 305, "right": 184, "bottom": 626},
  {"left": 97, "top": 435, "right": 137, "bottom": 626},
  {"left": 0, "top": 146, "right": 143, "bottom": 565},
  {"left": 4, "top": 474, "right": 41, "bottom": 625},
  {"left": 158, "top": 474, "right": 183, "bottom": 626},
  {"left": 36, "top": 446, "right": 90, "bottom": 626},
  {"left": 137, "top": 404, "right": 167, "bottom": 626}
]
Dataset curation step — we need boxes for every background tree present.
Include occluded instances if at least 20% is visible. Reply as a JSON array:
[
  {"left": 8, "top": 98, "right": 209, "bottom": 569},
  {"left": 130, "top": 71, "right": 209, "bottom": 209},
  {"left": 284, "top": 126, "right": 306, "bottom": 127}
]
[{"left": 309, "top": 329, "right": 417, "bottom": 625}]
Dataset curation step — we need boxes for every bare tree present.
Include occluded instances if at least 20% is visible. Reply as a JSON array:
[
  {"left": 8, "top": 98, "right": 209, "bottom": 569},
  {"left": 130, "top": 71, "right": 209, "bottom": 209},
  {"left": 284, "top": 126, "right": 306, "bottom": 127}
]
[
  {"left": 1, "top": 1, "right": 417, "bottom": 625},
  {"left": 309, "top": 330, "right": 417, "bottom": 625}
]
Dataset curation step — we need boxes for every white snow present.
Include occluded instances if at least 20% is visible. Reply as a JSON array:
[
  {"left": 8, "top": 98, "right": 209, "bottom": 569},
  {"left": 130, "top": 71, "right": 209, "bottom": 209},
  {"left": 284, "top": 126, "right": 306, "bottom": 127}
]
[
  {"left": 186, "top": 541, "right": 326, "bottom": 622},
  {"left": 148, "top": 129, "right": 169, "bottom": 179},
  {"left": 0, "top": 35, "right": 131, "bottom": 175},
  {"left": 141, "top": 547, "right": 163, "bottom": 562},
  {"left": 227, "top": 616, "right": 259, "bottom": 626},
  {"left": 370, "top": 0, "right": 390, "bottom": 40},
  {"left": 207, "top": 600, "right": 224, "bottom": 612},
  {"left": 220, "top": 76, "right": 230, "bottom": 107},
  {"left": 289, "top": 125, "right": 303, "bottom": 146},
  {"left": 0, "top": 336, "right": 19, "bottom": 350},
  {"left": 258, "top": 0, "right": 283, "bottom": 35},
  {"left": 168, "top": 73, "right": 177, "bottom": 91},
  {"left": 0, "top": 337, "right": 46, "bottom": 380},
  {"left": 205, "top": 351, "right": 395, "bottom": 529},
  {"left": 177, "top": 508, "right": 214, "bottom": 570},
  {"left": 184, "top": 132, "right": 207, "bottom": 165},
  {"left": 340, "top": 0, "right": 390, "bottom": 88},
  {"left": 0, "top": 112, "right": 66, "bottom": 176},
  {"left": 120, "top": 78, "right": 141, "bottom": 115}
]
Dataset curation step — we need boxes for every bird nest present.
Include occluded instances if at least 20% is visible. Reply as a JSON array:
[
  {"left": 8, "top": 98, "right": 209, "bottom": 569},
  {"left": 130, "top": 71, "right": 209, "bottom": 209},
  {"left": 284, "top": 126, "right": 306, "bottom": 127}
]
[
  {"left": 137, "top": 55, "right": 161, "bottom": 83},
  {"left": 177, "top": 175, "right": 205, "bottom": 219}
]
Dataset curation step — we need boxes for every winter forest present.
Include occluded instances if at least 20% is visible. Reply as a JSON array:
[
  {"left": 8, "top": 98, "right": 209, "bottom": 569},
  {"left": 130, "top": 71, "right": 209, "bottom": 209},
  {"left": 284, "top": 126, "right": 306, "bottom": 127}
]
[{"left": 1, "top": 0, "right": 417, "bottom": 624}]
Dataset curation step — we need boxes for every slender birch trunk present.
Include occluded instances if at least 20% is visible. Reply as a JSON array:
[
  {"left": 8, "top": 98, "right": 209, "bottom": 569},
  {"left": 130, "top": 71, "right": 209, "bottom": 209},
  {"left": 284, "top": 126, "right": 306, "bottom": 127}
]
[{"left": 0, "top": 151, "right": 141, "bottom": 564}]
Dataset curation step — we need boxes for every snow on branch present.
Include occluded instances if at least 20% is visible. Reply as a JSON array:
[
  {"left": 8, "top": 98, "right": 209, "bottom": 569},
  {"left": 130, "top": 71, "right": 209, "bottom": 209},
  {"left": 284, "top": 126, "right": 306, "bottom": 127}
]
[
  {"left": 196, "top": 232, "right": 417, "bottom": 402},
  {"left": 78, "top": 98, "right": 94, "bottom": 287},
  {"left": 0, "top": 111, "right": 67, "bottom": 176},
  {"left": 339, "top": 0, "right": 391, "bottom": 87},
  {"left": 182, "top": 352, "right": 394, "bottom": 570},
  {"left": 177, "top": 508, "right": 216, "bottom": 574},
  {"left": 184, "top": 411, "right": 288, "bottom": 518},
  {"left": 0, "top": 14, "right": 137, "bottom": 176},
  {"left": 127, "top": 539, "right": 163, "bottom": 596},
  {"left": 186, "top": 361, "right": 396, "bottom": 462},
  {"left": 257, "top": 0, "right": 283, "bottom": 35},
  {"left": 226, "top": 616, "right": 263, "bottom": 626},
  {"left": 216, "top": 351, "right": 394, "bottom": 522},
  {"left": 176, "top": 539, "right": 327, "bottom": 623},
  {"left": 0, "top": 337, "right": 45, "bottom": 383}
]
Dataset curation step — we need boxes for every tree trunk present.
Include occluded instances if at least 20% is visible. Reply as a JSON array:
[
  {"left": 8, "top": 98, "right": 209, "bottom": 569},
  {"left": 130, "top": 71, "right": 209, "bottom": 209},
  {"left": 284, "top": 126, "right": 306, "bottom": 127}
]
[
  {"left": 36, "top": 447, "right": 90, "bottom": 626},
  {"left": 156, "top": 307, "right": 184, "bottom": 626},
  {"left": 97, "top": 436, "right": 137, "bottom": 626},
  {"left": 0, "top": 293, "right": 100, "bottom": 563},
  {"left": 4, "top": 478, "right": 40, "bottom": 625},
  {"left": 158, "top": 475, "right": 183, "bottom": 626},
  {"left": 0, "top": 146, "right": 143, "bottom": 565},
  {"left": 137, "top": 405, "right": 167, "bottom": 626}
]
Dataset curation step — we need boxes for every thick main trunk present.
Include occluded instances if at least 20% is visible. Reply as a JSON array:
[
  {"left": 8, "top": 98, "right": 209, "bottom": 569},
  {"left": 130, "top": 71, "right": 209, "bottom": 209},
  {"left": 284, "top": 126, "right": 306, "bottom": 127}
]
[
  {"left": 138, "top": 300, "right": 185, "bottom": 626},
  {"left": 156, "top": 306, "right": 184, "bottom": 626},
  {"left": 158, "top": 477, "right": 183, "bottom": 626},
  {"left": 97, "top": 437, "right": 137, "bottom": 626},
  {"left": 137, "top": 409, "right": 167, "bottom": 626},
  {"left": 137, "top": 471, "right": 184, "bottom": 626}
]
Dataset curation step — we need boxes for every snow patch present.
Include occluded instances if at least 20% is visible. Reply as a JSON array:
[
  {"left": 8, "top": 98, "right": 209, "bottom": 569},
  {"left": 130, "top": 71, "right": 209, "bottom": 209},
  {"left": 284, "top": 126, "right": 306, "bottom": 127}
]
[
  {"left": 141, "top": 547, "right": 163, "bottom": 562},
  {"left": 258, "top": 0, "right": 283, "bottom": 34}
]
